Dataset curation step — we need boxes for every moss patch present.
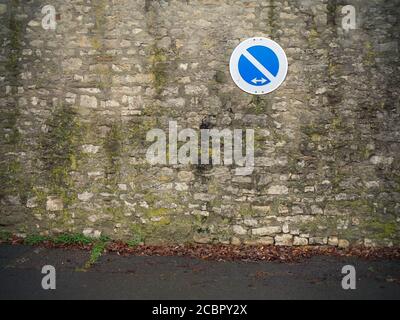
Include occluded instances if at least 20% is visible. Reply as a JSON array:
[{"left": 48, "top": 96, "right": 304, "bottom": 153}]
[
  {"left": 103, "top": 123, "right": 122, "bottom": 182},
  {"left": 268, "top": 0, "right": 277, "bottom": 35},
  {"left": 38, "top": 105, "right": 82, "bottom": 210},
  {"left": 362, "top": 218, "right": 398, "bottom": 241},
  {"left": 364, "top": 41, "right": 377, "bottom": 66},
  {"left": 6, "top": 0, "right": 23, "bottom": 76},
  {"left": 149, "top": 46, "right": 167, "bottom": 95}
]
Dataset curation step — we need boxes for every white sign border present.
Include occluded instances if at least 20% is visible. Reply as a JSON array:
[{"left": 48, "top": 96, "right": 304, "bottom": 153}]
[{"left": 229, "top": 37, "right": 288, "bottom": 95}]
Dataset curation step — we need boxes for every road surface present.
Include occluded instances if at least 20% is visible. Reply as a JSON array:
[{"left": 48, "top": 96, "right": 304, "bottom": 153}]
[{"left": 0, "top": 244, "right": 399, "bottom": 300}]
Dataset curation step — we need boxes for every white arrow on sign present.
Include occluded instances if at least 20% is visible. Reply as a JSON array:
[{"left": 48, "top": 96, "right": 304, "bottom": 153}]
[{"left": 251, "top": 78, "right": 267, "bottom": 85}]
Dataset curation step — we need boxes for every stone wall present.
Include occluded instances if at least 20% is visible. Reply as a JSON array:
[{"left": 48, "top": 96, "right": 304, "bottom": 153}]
[{"left": 1, "top": 0, "right": 399, "bottom": 246}]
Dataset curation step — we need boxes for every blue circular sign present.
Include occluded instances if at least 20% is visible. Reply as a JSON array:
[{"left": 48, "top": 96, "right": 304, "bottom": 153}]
[{"left": 230, "top": 38, "right": 288, "bottom": 95}]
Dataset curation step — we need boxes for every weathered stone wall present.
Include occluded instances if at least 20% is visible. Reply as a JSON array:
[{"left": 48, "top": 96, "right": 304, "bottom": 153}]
[{"left": 1, "top": 0, "right": 399, "bottom": 246}]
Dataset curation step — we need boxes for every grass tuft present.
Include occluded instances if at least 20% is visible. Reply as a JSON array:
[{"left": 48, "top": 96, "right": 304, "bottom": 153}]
[{"left": 24, "top": 234, "right": 50, "bottom": 245}]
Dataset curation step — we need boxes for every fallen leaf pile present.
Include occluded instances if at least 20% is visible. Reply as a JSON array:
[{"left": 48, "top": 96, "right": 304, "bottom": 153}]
[
  {"left": 2, "top": 236, "right": 400, "bottom": 262},
  {"left": 106, "top": 243, "right": 400, "bottom": 262}
]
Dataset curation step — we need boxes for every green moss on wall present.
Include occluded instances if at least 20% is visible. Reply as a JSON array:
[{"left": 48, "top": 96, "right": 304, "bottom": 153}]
[
  {"left": 250, "top": 96, "right": 271, "bottom": 115},
  {"left": 299, "top": 215, "right": 342, "bottom": 237},
  {"left": 94, "top": 0, "right": 107, "bottom": 30},
  {"left": 150, "top": 46, "right": 167, "bottom": 95},
  {"left": 6, "top": 0, "right": 22, "bottom": 76},
  {"left": 140, "top": 217, "right": 193, "bottom": 244},
  {"left": 128, "top": 117, "right": 159, "bottom": 148},
  {"left": 39, "top": 105, "right": 81, "bottom": 206},
  {"left": 0, "top": 0, "right": 26, "bottom": 200},
  {"left": 327, "top": 0, "right": 337, "bottom": 27},
  {"left": 362, "top": 218, "right": 398, "bottom": 241},
  {"left": 145, "top": 208, "right": 169, "bottom": 218},
  {"left": 2, "top": 112, "right": 21, "bottom": 145},
  {"left": 268, "top": 0, "right": 277, "bottom": 35},
  {"left": 103, "top": 123, "right": 122, "bottom": 182},
  {"left": 364, "top": 41, "right": 377, "bottom": 66}
]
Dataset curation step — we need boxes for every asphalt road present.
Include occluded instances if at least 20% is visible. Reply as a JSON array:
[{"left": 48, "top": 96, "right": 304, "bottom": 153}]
[{"left": 0, "top": 244, "right": 399, "bottom": 300}]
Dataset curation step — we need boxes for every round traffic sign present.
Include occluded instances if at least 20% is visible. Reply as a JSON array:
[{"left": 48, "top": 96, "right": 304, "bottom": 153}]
[{"left": 229, "top": 37, "right": 288, "bottom": 95}]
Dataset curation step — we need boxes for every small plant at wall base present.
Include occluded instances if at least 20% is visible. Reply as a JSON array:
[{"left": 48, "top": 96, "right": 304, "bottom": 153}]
[
  {"left": 127, "top": 234, "right": 144, "bottom": 247},
  {"left": 0, "top": 231, "right": 12, "bottom": 242},
  {"left": 24, "top": 234, "right": 50, "bottom": 246},
  {"left": 83, "top": 240, "right": 109, "bottom": 270},
  {"left": 53, "top": 233, "right": 94, "bottom": 245}
]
